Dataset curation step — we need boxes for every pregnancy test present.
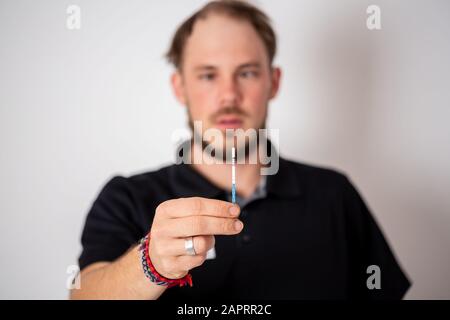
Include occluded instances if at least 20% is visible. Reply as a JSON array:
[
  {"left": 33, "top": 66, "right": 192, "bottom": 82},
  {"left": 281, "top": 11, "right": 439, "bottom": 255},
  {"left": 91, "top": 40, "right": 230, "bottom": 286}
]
[{"left": 231, "top": 147, "right": 236, "bottom": 204}]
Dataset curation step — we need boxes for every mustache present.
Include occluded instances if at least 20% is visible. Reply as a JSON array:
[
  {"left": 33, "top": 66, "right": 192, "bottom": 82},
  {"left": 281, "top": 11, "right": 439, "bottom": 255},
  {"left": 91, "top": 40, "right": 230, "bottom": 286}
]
[{"left": 209, "top": 106, "right": 249, "bottom": 122}]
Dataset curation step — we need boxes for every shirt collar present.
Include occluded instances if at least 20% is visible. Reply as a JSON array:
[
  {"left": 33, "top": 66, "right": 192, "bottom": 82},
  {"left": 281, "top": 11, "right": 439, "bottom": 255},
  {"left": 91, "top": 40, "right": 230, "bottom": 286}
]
[
  {"left": 168, "top": 162, "right": 225, "bottom": 199},
  {"left": 168, "top": 143, "right": 303, "bottom": 200}
]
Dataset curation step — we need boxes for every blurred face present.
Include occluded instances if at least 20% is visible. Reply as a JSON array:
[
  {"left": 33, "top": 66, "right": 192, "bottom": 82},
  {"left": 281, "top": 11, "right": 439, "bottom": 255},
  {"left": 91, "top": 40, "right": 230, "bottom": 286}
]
[{"left": 171, "top": 13, "right": 281, "bottom": 155}]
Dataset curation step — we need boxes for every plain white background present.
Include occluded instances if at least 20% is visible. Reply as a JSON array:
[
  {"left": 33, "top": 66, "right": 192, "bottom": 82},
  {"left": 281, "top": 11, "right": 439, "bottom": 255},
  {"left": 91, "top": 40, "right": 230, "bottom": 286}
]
[{"left": 0, "top": 0, "right": 449, "bottom": 299}]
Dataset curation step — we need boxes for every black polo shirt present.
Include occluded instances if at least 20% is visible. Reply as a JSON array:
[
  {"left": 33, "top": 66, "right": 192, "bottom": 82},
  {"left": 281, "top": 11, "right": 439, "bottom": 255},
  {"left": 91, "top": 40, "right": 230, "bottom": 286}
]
[{"left": 78, "top": 157, "right": 411, "bottom": 300}]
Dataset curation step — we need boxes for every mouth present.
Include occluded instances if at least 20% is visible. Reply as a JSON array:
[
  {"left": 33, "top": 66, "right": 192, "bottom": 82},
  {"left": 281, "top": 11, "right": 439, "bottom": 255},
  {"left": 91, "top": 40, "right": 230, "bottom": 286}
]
[{"left": 215, "top": 117, "right": 244, "bottom": 130}]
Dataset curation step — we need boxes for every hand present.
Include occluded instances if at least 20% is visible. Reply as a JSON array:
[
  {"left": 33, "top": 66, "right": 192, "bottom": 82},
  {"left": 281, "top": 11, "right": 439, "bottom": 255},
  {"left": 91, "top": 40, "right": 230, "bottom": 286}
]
[{"left": 148, "top": 197, "right": 243, "bottom": 279}]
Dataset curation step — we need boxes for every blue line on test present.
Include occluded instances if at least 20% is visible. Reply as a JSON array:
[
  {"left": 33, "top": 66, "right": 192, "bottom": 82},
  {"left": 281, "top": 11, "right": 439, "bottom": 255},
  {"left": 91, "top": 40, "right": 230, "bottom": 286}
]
[
  {"left": 232, "top": 183, "right": 236, "bottom": 204},
  {"left": 231, "top": 147, "right": 236, "bottom": 204}
]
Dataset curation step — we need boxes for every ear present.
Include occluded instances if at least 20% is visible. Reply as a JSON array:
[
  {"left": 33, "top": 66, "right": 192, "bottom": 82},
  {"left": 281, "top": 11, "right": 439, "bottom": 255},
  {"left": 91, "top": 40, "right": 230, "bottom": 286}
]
[
  {"left": 170, "top": 71, "right": 187, "bottom": 106},
  {"left": 269, "top": 67, "right": 282, "bottom": 100}
]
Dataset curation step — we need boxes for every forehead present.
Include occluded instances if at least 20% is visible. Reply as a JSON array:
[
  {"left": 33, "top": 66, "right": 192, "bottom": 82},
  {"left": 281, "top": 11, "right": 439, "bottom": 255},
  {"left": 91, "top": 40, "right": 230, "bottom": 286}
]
[{"left": 183, "top": 13, "right": 269, "bottom": 70}]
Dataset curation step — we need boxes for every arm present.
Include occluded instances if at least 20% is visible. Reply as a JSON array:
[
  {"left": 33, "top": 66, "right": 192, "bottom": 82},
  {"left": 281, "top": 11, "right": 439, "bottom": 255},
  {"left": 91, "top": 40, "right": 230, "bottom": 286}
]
[
  {"left": 70, "top": 245, "right": 167, "bottom": 300},
  {"left": 72, "top": 197, "right": 242, "bottom": 300}
]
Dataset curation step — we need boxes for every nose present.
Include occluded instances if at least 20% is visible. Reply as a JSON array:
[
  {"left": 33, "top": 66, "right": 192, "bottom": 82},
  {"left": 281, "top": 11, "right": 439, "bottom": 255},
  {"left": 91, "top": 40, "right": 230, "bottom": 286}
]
[{"left": 218, "top": 75, "right": 241, "bottom": 108}]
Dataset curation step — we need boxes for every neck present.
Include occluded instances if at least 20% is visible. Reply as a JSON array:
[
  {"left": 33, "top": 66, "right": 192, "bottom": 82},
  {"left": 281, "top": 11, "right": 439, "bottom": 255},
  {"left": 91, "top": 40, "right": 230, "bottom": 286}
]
[{"left": 189, "top": 142, "right": 263, "bottom": 199}]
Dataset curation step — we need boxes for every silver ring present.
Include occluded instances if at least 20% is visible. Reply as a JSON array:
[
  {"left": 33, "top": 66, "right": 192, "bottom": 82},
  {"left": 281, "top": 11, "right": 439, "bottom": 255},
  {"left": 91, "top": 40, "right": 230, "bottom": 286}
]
[{"left": 184, "top": 236, "right": 197, "bottom": 256}]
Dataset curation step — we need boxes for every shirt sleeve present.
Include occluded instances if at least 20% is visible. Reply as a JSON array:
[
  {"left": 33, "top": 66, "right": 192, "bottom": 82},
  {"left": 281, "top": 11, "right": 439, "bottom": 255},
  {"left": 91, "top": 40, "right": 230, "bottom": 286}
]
[
  {"left": 342, "top": 176, "right": 411, "bottom": 299},
  {"left": 78, "top": 176, "right": 142, "bottom": 271}
]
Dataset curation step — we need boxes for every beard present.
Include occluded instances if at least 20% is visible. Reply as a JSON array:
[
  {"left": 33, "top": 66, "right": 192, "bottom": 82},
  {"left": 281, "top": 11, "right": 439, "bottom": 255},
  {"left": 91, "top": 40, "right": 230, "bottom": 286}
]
[{"left": 186, "top": 103, "right": 268, "bottom": 163}]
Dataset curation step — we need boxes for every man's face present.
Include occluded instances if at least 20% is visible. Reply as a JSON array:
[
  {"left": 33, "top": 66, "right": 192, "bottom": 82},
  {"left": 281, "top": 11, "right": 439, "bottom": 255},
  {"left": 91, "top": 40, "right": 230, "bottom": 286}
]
[{"left": 171, "top": 13, "right": 281, "bottom": 154}]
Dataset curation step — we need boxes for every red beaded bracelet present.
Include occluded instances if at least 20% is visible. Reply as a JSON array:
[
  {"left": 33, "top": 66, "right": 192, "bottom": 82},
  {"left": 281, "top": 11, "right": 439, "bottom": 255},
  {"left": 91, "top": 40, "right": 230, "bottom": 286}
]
[{"left": 139, "top": 234, "right": 193, "bottom": 288}]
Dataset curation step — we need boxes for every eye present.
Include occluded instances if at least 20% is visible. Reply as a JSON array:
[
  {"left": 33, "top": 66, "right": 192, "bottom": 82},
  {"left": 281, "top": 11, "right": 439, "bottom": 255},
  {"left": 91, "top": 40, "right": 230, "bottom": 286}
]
[
  {"left": 199, "top": 73, "right": 216, "bottom": 81},
  {"left": 239, "top": 70, "right": 258, "bottom": 79}
]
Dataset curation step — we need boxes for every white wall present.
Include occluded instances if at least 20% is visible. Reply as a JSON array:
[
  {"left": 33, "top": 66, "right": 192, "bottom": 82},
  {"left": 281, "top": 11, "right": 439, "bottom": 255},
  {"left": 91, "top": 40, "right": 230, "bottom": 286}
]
[{"left": 0, "top": 0, "right": 449, "bottom": 299}]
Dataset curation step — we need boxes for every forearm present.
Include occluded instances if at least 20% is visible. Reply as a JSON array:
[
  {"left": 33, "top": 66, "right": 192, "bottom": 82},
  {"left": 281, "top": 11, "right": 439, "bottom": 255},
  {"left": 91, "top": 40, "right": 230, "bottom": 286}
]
[{"left": 70, "top": 244, "right": 167, "bottom": 300}]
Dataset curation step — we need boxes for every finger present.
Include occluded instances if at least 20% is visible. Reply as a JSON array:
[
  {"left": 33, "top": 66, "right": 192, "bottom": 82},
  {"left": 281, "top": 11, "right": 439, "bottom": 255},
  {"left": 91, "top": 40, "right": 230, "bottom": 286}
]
[
  {"left": 175, "top": 254, "right": 208, "bottom": 272},
  {"left": 156, "top": 255, "right": 207, "bottom": 277},
  {"left": 162, "top": 215, "right": 244, "bottom": 237},
  {"left": 156, "top": 197, "right": 240, "bottom": 219},
  {"left": 154, "top": 235, "right": 215, "bottom": 257}
]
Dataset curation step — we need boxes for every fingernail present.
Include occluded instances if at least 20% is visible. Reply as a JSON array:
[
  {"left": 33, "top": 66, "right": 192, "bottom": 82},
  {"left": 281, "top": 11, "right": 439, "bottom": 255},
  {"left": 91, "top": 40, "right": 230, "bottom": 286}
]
[
  {"left": 234, "top": 220, "right": 243, "bottom": 231},
  {"left": 229, "top": 205, "right": 240, "bottom": 216}
]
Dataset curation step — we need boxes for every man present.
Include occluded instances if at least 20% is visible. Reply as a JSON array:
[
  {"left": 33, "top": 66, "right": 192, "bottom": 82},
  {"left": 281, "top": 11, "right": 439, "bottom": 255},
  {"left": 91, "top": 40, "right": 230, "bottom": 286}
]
[{"left": 71, "top": 0, "right": 410, "bottom": 299}]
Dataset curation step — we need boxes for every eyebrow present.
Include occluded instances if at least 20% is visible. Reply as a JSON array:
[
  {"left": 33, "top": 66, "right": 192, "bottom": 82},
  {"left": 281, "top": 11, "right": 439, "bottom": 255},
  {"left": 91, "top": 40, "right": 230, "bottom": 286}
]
[
  {"left": 237, "top": 62, "right": 262, "bottom": 69},
  {"left": 193, "top": 62, "right": 262, "bottom": 72}
]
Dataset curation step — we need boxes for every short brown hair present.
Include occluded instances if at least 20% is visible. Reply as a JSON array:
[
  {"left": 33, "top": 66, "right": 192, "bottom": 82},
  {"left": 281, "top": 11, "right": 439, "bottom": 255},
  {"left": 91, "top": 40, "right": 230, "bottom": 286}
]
[{"left": 165, "top": 0, "right": 277, "bottom": 70}]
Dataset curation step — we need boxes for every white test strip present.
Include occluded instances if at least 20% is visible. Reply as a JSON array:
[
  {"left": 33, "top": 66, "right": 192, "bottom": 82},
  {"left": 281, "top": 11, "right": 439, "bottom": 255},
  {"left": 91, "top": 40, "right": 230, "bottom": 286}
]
[{"left": 231, "top": 147, "right": 236, "bottom": 203}]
